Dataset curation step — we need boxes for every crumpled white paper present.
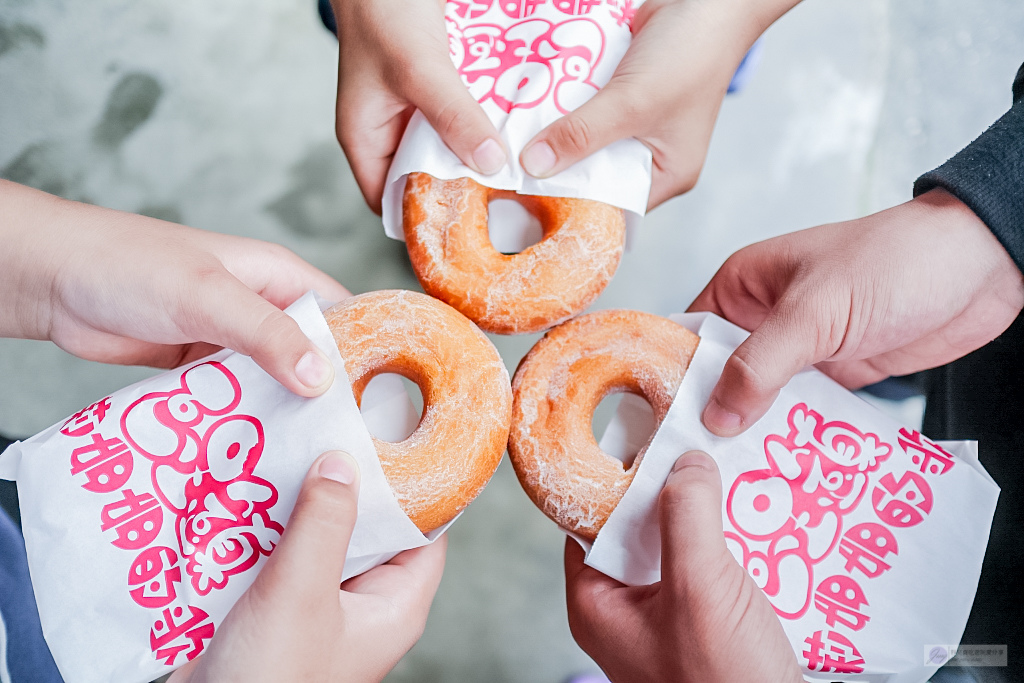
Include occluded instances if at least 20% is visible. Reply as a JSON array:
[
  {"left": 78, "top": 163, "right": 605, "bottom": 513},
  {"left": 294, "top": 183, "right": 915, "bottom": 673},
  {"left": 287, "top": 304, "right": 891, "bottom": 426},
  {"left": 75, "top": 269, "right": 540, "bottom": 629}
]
[
  {"left": 0, "top": 291, "right": 452, "bottom": 683},
  {"left": 381, "top": 0, "right": 653, "bottom": 246},
  {"left": 586, "top": 312, "right": 998, "bottom": 683}
]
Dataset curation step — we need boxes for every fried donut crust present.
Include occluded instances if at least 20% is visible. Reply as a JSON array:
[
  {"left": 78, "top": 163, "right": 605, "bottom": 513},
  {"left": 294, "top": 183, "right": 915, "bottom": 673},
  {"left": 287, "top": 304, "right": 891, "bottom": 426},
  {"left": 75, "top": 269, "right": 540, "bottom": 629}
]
[
  {"left": 508, "top": 310, "right": 699, "bottom": 541},
  {"left": 325, "top": 289, "right": 512, "bottom": 533},
  {"left": 403, "top": 172, "right": 626, "bottom": 335}
]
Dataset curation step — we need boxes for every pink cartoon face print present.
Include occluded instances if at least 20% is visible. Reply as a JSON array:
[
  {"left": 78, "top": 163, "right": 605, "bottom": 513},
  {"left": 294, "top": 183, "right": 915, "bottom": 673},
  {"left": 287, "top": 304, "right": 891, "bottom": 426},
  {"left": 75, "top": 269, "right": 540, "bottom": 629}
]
[
  {"left": 449, "top": 14, "right": 606, "bottom": 114},
  {"left": 121, "top": 362, "right": 241, "bottom": 475},
  {"left": 70, "top": 433, "right": 133, "bottom": 493},
  {"left": 450, "top": 0, "right": 606, "bottom": 21},
  {"left": 101, "top": 488, "right": 164, "bottom": 551},
  {"left": 450, "top": 0, "right": 496, "bottom": 20},
  {"left": 837, "top": 522, "right": 898, "bottom": 579},
  {"left": 724, "top": 529, "right": 814, "bottom": 619},
  {"left": 149, "top": 605, "right": 215, "bottom": 665},
  {"left": 803, "top": 629, "right": 865, "bottom": 674},
  {"left": 61, "top": 396, "right": 112, "bottom": 438},
  {"left": 606, "top": 0, "right": 636, "bottom": 27},
  {"left": 178, "top": 415, "right": 280, "bottom": 594},
  {"left": 899, "top": 428, "right": 956, "bottom": 476},
  {"left": 871, "top": 470, "right": 933, "bottom": 528},
  {"left": 723, "top": 403, "right": 955, "bottom": 673},
  {"left": 120, "top": 361, "right": 282, "bottom": 596},
  {"left": 128, "top": 546, "right": 183, "bottom": 609},
  {"left": 725, "top": 404, "right": 892, "bottom": 619},
  {"left": 62, "top": 358, "right": 293, "bottom": 667}
]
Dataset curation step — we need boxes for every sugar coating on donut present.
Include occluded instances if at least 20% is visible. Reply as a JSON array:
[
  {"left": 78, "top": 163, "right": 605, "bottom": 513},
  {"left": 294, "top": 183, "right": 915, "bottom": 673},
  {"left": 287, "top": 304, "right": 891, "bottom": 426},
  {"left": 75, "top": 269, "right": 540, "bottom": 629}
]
[
  {"left": 508, "top": 310, "right": 699, "bottom": 541},
  {"left": 403, "top": 173, "right": 626, "bottom": 335},
  {"left": 325, "top": 289, "right": 512, "bottom": 533}
]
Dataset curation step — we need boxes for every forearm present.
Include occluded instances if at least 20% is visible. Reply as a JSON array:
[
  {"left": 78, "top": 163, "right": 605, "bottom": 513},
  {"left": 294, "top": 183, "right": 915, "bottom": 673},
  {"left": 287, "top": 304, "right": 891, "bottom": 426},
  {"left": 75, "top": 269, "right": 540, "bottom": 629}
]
[
  {"left": 0, "top": 179, "right": 72, "bottom": 341},
  {"left": 0, "top": 181, "right": 189, "bottom": 345},
  {"left": 0, "top": 179, "right": 346, "bottom": 393}
]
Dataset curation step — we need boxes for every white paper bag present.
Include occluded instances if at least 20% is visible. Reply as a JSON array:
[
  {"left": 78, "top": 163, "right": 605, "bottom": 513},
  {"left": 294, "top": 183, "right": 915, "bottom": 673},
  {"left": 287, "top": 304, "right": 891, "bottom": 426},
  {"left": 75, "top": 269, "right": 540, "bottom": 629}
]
[
  {"left": 381, "top": 0, "right": 653, "bottom": 247},
  {"left": 587, "top": 312, "right": 998, "bottom": 682},
  {"left": 0, "top": 292, "right": 452, "bottom": 683}
]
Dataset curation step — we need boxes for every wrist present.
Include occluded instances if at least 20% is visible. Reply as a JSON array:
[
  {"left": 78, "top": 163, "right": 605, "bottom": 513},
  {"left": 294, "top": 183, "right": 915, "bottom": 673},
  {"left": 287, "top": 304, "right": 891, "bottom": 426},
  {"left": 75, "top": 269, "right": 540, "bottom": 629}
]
[
  {"left": 710, "top": 0, "right": 803, "bottom": 47},
  {"left": 655, "top": 0, "right": 800, "bottom": 89},
  {"left": 916, "top": 188, "right": 1024, "bottom": 310}
]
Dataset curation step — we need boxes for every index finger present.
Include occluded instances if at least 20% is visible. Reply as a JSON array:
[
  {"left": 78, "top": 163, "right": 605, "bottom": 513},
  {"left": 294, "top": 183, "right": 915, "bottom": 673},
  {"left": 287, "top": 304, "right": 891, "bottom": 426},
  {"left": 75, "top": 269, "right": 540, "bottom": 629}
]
[{"left": 205, "top": 232, "right": 352, "bottom": 306}]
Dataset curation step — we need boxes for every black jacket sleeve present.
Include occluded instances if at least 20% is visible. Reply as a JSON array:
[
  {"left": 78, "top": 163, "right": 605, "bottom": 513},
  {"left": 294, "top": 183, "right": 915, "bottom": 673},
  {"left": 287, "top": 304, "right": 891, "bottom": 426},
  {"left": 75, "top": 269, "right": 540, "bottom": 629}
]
[{"left": 914, "top": 62, "right": 1024, "bottom": 273}]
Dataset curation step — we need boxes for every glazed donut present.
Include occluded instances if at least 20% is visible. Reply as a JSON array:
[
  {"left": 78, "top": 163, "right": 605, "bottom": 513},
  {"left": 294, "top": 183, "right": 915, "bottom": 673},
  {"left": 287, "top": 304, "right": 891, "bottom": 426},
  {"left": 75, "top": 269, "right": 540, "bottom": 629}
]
[
  {"left": 324, "top": 289, "right": 512, "bottom": 533},
  {"left": 403, "top": 172, "right": 626, "bottom": 335},
  {"left": 507, "top": 310, "right": 699, "bottom": 541}
]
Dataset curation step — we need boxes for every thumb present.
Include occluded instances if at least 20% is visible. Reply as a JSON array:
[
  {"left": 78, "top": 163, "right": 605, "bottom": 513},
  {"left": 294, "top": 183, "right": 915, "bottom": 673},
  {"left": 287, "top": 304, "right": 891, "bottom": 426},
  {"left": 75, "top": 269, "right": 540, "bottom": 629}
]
[
  {"left": 255, "top": 451, "right": 361, "bottom": 603},
  {"left": 189, "top": 271, "right": 335, "bottom": 397},
  {"left": 701, "top": 298, "right": 819, "bottom": 437},
  {"left": 520, "top": 83, "right": 636, "bottom": 178},
  {"left": 658, "top": 451, "right": 730, "bottom": 587},
  {"left": 411, "top": 64, "right": 507, "bottom": 176}
]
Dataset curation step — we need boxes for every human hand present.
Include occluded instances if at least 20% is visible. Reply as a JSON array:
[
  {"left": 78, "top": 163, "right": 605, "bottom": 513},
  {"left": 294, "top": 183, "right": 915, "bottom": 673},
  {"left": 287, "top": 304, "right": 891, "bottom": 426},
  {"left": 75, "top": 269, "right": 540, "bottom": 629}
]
[
  {"left": 690, "top": 188, "right": 1024, "bottom": 436},
  {"left": 519, "top": 0, "right": 801, "bottom": 209},
  {"left": 0, "top": 180, "right": 351, "bottom": 397},
  {"left": 565, "top": 451, "right": 801, "bottom": 683},
  {"left": 332, "top": 0, "right": 505, "bottom": 213},
  {"left": 169, "top": 450, "right": 448, "bottom": 683}
]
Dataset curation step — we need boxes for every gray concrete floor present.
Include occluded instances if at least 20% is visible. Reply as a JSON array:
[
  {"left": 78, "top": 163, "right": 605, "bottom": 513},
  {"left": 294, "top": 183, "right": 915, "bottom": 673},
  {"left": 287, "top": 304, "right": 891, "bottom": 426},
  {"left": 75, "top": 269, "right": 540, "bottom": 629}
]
[{"left": 1, "top": 0, "right": 1022, "bottom": 681}]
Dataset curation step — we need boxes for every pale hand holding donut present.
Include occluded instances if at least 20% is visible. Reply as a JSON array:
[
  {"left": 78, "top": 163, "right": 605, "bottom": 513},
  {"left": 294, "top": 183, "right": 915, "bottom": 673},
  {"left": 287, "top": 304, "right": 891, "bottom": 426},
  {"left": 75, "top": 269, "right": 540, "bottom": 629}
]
[
  {"left": 331, "top": 0, "right": 506, "bottom": 213},
  {"left": 690, "top": 188, "right": 1024, "bottom": 437},
  {"left": 169, "top": 451, "right": 448, "bottom": 683},
  {"left": 565, "top": 451, "right": 802, "bottom": 683},
  {"left": 520, "top": 0, "right": 803, "bottom": 209},
  {"left": 0, "top": 180, "right": 349, "bottom": 397}
]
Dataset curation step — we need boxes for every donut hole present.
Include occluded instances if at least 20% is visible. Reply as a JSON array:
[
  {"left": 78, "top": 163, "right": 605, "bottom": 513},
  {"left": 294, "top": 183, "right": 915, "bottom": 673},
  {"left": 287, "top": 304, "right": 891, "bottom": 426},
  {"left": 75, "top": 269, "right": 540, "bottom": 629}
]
[
  {"left": 488, "top": 198, "right": 543, "bottom": 254},
  {"left": 359, "top": 373, "right": 425, "bottom": 443},
  {"left": 591, "top": 392, "right": 656, "bottom": 470}
]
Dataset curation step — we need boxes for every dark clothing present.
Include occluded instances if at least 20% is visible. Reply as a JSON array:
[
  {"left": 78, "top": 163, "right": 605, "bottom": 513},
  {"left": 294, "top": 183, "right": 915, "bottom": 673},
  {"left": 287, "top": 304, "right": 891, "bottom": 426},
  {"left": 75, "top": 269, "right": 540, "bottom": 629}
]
[
  {"left": 0, "top": 509, "right": 63, "bottom": 682},
  {"left": 916, "top": 62, "right": 1024, "bottom": 680},
  {"left": 924, "top": 318, "right": 1024, "bottom": 681},
  {"left": 914, "top": 63, "right": 1024, "bottom": 272},
  {"left": 0, "top": 432, "right": 62, "bottom": 682}
]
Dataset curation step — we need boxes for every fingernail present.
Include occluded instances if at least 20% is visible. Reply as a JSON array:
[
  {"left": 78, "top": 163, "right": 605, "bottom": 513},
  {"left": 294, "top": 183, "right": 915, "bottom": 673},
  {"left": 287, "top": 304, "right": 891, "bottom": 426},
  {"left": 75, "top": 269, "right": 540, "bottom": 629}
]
[
  {"left": 295, "top": 350, "right": 333, "bottom": 390},
  {"left": 671, "top": 450, "right": 714, "bottom": 473},
  {"left": 472, "top": 138, "right": 507, "bottom": 175},
  {"left": 521, "top": 141, "right": 557, "bottom": 178},
  {"left": 702, "top": 398, "right": 742, "bottom": 435},
  {"left": 319, "top": 450, "right": 358, "bottom": 485}
]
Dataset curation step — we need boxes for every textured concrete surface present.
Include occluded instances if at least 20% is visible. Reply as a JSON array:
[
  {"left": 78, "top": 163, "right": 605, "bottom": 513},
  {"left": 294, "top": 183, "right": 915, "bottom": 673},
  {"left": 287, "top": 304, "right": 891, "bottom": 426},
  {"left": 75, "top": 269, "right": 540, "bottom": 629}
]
[{"left": 1, "top": 0, "right": 1022, "bottom": 681}]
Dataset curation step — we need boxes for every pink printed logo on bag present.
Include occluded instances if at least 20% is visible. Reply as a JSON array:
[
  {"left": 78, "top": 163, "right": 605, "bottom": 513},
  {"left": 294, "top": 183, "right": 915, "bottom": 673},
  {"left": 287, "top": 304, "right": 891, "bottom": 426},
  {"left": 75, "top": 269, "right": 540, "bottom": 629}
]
[
  {"left": 63, "top": 361, "right": 284, "bottom": 667},
  {"left": 723, "top": 403, "right": 956, "bottom": 674},
  {"left": 448, "top": 9, "right": 607, "bottom": 114}
]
